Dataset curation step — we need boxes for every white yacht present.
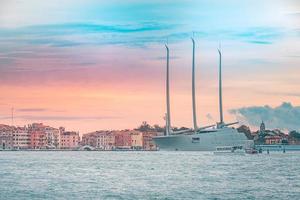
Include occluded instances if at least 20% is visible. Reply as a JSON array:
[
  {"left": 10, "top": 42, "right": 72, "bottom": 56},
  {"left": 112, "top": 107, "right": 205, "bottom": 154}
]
[{"left": 153, "top": 39, "right": 251, "bottom": 151}]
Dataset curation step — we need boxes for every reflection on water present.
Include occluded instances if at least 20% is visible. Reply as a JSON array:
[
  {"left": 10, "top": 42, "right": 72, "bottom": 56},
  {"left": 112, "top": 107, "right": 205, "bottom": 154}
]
[{"left": 0, "top": 151, "right": 300, "bottom": 199}]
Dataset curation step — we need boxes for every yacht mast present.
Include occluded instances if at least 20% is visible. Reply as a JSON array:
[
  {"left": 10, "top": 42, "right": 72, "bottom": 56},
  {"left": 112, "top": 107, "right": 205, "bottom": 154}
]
[
  {"left": 165, "top": 44, "right": 171, "bottom": 135},
  {"left": 191, "top": 38, "right": 198, "bottom": 131}
]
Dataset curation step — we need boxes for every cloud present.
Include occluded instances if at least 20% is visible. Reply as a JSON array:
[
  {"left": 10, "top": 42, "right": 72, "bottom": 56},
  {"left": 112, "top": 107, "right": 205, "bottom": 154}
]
[
  {"left": 285, "top": 12, "right": 300, "bottom": 17},
  {"left": 233, "top": 27, "right": 284, "bottom": 45},
  {"left": 257, "top": 91, "right": 300, "bottom": 97},
  {"left": 166, "top": 27, "right": 285, "bottom": 45},
  {"left": 230, "top": 102, "right": 300, "bottom": 131},
  {"left": 247, "top": 40, "right": 272, "bottom": 45},
  {"left": 17, "top": 108, "right": 48, "bottom": 112},
  {"left": 0, "top": 23, "right": 287, "bottom": 50},
  {"left": 0, "top": 22, "right": 176, "bottom": 36},
  {"left": 0, "top": 115, "right": 120, "bottom": 121},
  {"left": 236, "top": 27, "right": 282, "bottom": 39},
  {"left": 0, "top": 22, "right": 180, "bottom": 49},
  {"left": 28, "top": 39, "right": 82, "bottom": 47}
]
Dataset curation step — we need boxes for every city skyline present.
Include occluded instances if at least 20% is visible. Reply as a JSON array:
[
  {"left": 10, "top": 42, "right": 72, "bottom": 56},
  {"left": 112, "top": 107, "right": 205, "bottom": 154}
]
[{"left": 0, "top": 0, "right": 300, "bottom": 132}]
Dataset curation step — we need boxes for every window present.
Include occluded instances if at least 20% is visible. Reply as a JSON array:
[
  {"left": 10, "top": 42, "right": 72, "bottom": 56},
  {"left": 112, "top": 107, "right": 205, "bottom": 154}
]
[{"left": 192, "top": 137, "right": 200, "bottom": 143}]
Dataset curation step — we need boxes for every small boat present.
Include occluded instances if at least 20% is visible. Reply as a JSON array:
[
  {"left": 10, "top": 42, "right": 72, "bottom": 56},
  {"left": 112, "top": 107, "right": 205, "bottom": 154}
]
[
  {"left": 245, "top": 148, "right": 258, "bottom": 154},
  {"left": 213, "top": 145, "right": 245, "bottom": 155}
]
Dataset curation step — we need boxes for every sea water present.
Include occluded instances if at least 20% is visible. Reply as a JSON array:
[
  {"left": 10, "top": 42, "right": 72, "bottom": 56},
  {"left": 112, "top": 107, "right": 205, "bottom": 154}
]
[{"left": 0, "top": 151, "right": 299, "bottom": 200}]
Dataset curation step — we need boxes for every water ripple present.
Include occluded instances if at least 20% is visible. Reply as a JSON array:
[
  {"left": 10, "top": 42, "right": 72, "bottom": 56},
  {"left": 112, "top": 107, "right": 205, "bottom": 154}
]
[{"left": 0, "top": 151, "right": 299, "bottom": 199}]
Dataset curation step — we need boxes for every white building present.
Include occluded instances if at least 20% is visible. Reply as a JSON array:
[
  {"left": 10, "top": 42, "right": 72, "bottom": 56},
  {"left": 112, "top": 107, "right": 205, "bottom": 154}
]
[
  {"left": 45, "top": 127, "right": 60, "bottom": 149},
  {"left": 130, "top": 131, "right": 143, "bottom": 150},
  {"left": 13, "top": 128, "right": 30, "bottom": 149},
  {"left": 96, "top": 131, "right": 115, "bottom": 150}
]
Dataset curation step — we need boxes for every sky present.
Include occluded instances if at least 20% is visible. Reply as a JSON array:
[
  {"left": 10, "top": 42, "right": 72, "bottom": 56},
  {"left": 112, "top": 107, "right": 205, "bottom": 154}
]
[{"left": 0, "top": 0, "right": 300, "bottom": 133}]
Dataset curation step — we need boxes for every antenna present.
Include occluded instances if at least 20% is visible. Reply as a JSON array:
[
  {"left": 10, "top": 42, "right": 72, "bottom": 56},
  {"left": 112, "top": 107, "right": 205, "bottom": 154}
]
[
  {"left": 218, "top": 48, "right": 224, "bottom": 125},
  {"left": 191, "top": 37, "right": 198, "bottom": 131},
  {"left": 165, "top": 44, "right": 171, "bottom": 136}
]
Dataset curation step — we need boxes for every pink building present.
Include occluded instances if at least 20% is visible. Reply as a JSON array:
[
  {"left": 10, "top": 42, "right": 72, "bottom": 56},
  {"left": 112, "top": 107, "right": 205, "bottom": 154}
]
[
  {"left": 60, "top": 131, "right": 80, "bottom": 149},
  {"left": 30, "top": 131, "right": 47, "bottom": 149},
  {"left": 114, "top": 130, "right": 132, "bottom": 149}
]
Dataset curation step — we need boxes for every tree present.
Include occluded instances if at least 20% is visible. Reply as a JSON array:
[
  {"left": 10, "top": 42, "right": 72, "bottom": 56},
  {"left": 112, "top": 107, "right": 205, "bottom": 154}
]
[
  {"left": 289, "top": 130, "right": 300, "bottom": 139},
  {"left": 153, "top": 124, "right": 164, "bottom": 132},
  {"left": 136, "top": 121, "right": 152, "bottom": 132}
]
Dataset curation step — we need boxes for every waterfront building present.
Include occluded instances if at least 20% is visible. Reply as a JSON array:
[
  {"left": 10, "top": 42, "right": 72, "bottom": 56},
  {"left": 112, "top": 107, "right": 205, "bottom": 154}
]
[
  {"left": 60, "top": 131, "right": 80, "bottom": 149},
  {"left": 82, "top": 131, "right": 116, "bottom": 150},
  {"left": 30, "top": 131, "right": 47, "bottom": 149},
  {"left": 28, "top": 123, "right": 46, "bottom": 131},
  {"left": 95, "top": 131, "right": 115, "bottom": 150},
  {"left": 288, "top": 130, "right": 300, "bottom": 144},
  {"left": 0, "top": 132, "right": 13, "bottom": 150},
  {"left": 81, "top": 132, "right": 97, "bottom": 147},
  {"left": 82, "top": 130, "right": 157, "bottom": 150},
  {"left": 288, "top": 137, "right": 300, "bottom": 145},
  {"left": 45, "top": 127, "right": 60, "bottom": 149},
  {"left": 260, "top": 121, "right": 265, "bottom": 134},
  {"left": 0, "top": 125, "right": 13, "bottom": 150},
  {"left": 27, "top": 123, "right": 61, "bottom": 149},
  {"left": 255, "top": 121, "right": 266, "bottom": 144},
  {"left": 114, "top": 130, "right": 132, "bottom": 149},
  {"left": 142, "top": 131, "right": 158, "bottom": 151},
  {"left": 28, "top": 123, "right": 58, "bottom": 149},
  {"left": 130, "top": 130, "right": 143, "bottom": 150},
  {"left": 13, "top": 127, "right": 30, "bottom": 149},
  {"left": 265, "top": 135, "right": 282, "bottom": 144}
]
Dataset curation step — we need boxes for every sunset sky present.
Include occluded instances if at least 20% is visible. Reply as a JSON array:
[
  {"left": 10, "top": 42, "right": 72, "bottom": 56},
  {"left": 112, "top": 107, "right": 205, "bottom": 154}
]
[{"left": 0, "top": 0, "right": 300, "bottom": 133}]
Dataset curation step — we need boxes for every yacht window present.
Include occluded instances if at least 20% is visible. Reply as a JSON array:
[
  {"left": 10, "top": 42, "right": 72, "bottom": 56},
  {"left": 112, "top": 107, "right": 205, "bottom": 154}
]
[{"left": 192, "top": 137, "right": 200, "bottom": 143}]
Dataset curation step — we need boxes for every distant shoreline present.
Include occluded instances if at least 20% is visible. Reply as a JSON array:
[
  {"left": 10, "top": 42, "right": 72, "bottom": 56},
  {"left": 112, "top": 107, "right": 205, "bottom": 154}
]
[
  {"left": 0, "top": 149, "right": 158, "bottom": 152},
  {"left": 2, "top": 144, "right": 300, "bottom": 152}
]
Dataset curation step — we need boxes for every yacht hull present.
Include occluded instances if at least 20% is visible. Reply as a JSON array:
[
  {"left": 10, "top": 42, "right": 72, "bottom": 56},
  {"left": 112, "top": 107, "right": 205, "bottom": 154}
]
[{"left": 153, "top": 128, "right": 250, "bottom": 151}]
